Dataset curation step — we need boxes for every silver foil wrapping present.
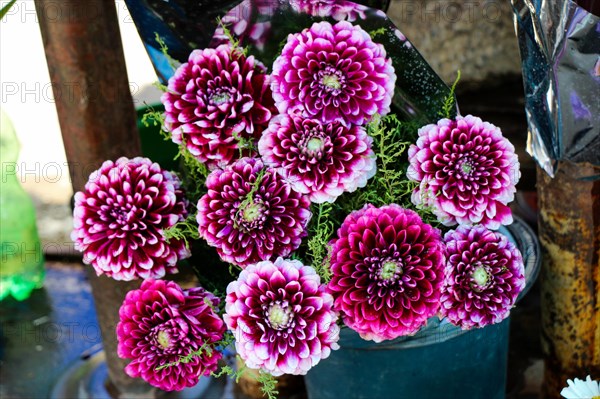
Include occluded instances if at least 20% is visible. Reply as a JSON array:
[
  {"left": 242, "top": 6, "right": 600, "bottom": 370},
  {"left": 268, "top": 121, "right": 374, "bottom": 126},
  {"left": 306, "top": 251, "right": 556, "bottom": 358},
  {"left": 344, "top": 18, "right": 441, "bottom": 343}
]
[{"left": 512, "top": 0, "right": 600, "bottom": 179}]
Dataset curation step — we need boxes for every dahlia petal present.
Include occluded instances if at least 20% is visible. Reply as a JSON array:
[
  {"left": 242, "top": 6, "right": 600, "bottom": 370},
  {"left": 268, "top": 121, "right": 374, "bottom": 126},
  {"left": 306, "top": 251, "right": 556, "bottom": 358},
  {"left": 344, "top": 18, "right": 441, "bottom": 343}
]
[
  {"left": 440, "top": 226, "right": 525, "bottom": 329},
  {"left": 161, "top": 45, "right": 275, "bottom": 169},
  {"left": 197, "top": 158, "right": 311, "bottom": 268},
  {"left": 116, "top": 280, "right": 225, "bottom": 391},
  {"left": 408, "top": 115, "right": 519, "bottom": 229},
  {"left": 328, "top": 204, "right": 444, "bottom": 341},
  {"left": 261, "top": 115, "right": 377, "bottom": 203},
  {"left": 225, "top": 258, "right": 339, "bottom": 375},
  {"left": 72, "top": 158, "right": 189, "bottom": 281},
  {"left": 272, "top": 21, "right": 395, "bottom": 125}
]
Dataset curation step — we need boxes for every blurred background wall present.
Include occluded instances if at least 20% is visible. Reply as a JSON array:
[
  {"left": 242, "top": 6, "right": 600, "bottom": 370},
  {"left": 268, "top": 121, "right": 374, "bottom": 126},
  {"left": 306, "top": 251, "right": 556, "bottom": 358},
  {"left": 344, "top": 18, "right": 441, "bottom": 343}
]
[{"left": 387, "top": 0, "right": 521, "bottom": 87}]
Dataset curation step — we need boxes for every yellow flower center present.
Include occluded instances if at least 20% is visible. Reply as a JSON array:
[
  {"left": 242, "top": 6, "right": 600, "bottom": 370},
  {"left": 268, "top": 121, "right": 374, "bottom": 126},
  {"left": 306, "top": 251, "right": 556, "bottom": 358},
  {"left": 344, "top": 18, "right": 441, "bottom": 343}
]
[
  {"left": 211, "top": 92, "right": 231, "bottom": 105},
  {"left": 472, "top": 265, "right": 489, "bottom": 287},
  {"left": 242, "top": 202, "right": 264, "bottom": 222},
  {"left": 380, "top": 261, "right": 399, "bottom": 280},
  {"left": 267, "top": 303, "right": 293, "bottom": 330},
  {"left": 157, "top": 330, "right": 171, "bottom": 349},
  {"left": 321, "top": 74, "right": 341, "bottom": 90},
  {"left": 307, "top": 137, "right": 324, "bottom": 152}
]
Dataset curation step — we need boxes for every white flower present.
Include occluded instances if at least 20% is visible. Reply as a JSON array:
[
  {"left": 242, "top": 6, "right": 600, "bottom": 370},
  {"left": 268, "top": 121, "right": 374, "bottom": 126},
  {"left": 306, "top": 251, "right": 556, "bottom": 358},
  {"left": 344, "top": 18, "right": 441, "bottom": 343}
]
[{"left": 561, "top": 375, "right": 600, "bottom": 399}]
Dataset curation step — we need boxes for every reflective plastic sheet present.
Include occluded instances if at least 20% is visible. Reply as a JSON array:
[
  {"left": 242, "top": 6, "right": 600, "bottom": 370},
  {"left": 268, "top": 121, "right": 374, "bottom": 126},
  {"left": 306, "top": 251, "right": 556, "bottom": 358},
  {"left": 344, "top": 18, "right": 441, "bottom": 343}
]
[
  {"left": 124, "top": 0, "right": 451, "bottom": 126},
  {"left": 512, "top": 0, "right": 600, "bottom": 178}
]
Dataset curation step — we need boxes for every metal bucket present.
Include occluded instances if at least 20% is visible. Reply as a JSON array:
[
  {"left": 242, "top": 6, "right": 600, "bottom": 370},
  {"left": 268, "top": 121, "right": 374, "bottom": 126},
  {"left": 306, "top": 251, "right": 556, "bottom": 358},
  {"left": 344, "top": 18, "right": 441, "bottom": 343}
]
[{"left": 304, "top": 216, "right": 540, "bottom": 399}]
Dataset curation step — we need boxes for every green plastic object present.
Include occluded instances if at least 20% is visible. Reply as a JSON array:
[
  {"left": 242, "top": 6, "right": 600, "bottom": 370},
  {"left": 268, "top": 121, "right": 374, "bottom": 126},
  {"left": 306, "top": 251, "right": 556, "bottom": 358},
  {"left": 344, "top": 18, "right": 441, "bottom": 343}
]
[{"left": 0, "top": 110, "right": 45, "bottom": 301}]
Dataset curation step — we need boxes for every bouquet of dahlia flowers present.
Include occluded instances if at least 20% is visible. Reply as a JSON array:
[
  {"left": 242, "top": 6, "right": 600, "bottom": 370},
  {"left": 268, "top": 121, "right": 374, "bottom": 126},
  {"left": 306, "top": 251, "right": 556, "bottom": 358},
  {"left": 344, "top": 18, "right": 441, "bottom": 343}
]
[{"left": 72, "top": 1, "right": 525, "bottom": 394}]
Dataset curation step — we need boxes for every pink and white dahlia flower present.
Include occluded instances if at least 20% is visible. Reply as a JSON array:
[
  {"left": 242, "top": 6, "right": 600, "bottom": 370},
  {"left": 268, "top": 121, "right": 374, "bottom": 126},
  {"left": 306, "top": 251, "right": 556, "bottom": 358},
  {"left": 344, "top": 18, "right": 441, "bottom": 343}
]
[
  {"left": 289, "top": 0, "right": 368, "bottom": 21},
  {"left": 407, "top": 115, "right": 520, "bottom": 229},
  {"left": 197, "top": 158, "right": 311, "bottom": 268},
  {"left": 72, "top": 157, "right": 190, "bottom": 281},
  {"left": 440, "top": 225, "right": 525, "bottom": 329},
  {"left": 117, "top": 280, "right": 225, "bottom": 391},
  {"left": 161, "top": 44, "right": 275, "bottom": 169},
  {"left": 224, "top": 257, "right": 340, "bottom": 376},
  {"left": 271, "top": 21, "right": 396, "bottom": 126},
  {"left": 328, "top": 204, "right": 445, "bottom": 342},
  {"left": 258, "top": 113, "right": 376, "bottom": 203}
]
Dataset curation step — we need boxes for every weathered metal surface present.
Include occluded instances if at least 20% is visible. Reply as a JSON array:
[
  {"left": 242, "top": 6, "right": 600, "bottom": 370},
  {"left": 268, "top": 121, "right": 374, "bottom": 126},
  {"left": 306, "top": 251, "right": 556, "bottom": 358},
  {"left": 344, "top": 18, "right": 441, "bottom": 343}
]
[
  {"left": 537, "top": 162, "right": 600, "bottom": 398},
  {"left": 34, "top": 1, "right": 151, "bottom": 397}
]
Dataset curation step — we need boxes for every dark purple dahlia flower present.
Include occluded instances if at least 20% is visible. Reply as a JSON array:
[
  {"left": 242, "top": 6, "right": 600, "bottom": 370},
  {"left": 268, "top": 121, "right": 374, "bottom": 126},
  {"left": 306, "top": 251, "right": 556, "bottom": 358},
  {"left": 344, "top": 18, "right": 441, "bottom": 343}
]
[
  {"left": 224, "top": 257, "right": 340, "bottom": 375},
  {"left": 289, "top": 0, "right": 368, "bottom": 21},
  {"left": 117, "top": 279, "right": 225, "bottom": 391},
  {"left": 197, "top": 157, "right": 311, "bottom": 267},
  {"left": 258, "top": 113, "right": 376, "bottom": 203},
  {"left": 328, "top": 204, "right": 445, "bottom": 342},
  {"left": 407, "top": 115, "right": 520, "bottom": 229},
  {"left": 71, "top": 157, "right": 190, "bottom": 281},
  {"left": 271, "top": 21, "right": 396, "bottom": 126},
  {"left": 161, "top": 44, "right": 275, "bottom": 169},
  {"left": 440, "top": 225, "right": 525, "bottom": 329}
]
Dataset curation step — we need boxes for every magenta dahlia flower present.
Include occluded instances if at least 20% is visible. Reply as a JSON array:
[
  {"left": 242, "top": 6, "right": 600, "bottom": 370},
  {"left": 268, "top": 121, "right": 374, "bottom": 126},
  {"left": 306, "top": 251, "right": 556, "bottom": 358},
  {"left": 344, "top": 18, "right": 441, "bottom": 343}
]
[
  {"left": 440, "top": 225, "right": 525, "bottom": 329},
  {"left": 161, "top": 44, "right": 275, "bottom": 169},
  {"left": 407, "top": 115, "right": 520, "bottom": 230},
  {"left": 224, "top": 257, "right": 340, "bottom": 376},
  {"left": 258, "top": 113, "right": 376, "bottom": 203},
  {"left": 71, "top": 157, "right": 190, "bottom": 281},
  {"left": 271, "top": 21, "right": 396, "bottom": 126},
  {"left": 289, "top": 0, "right": 368, "bottom": 21},
  {"left": 117, "top": 280, "right": 225, "bottom": 391},
  {"left": 328, "top": 204, "right": 445, "bottom": 342},
  {"left": 197, "top": 158, "right": 311, "bottom": 267}
]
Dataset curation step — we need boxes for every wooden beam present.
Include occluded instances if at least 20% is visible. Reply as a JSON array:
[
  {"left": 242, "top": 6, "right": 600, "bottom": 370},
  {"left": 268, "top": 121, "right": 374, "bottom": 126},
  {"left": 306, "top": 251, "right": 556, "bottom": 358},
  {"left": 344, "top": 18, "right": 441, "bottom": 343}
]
[{"left": 34, "top": 1, "right": 153, "bottom": 396}]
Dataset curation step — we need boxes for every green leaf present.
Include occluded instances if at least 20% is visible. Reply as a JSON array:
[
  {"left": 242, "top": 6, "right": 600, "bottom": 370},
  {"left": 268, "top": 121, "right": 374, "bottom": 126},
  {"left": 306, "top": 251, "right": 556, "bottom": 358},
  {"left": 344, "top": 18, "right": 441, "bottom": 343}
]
[
  {"left": 257, "top": 371, "right": 279, "bottom": 399},
  {"left": 162, "top": 214, "right": 200, "bottom": 249},
  {"left": 306, "top": 202, "right": 335, "bottom": 282},
  {"left": 439, "top": 70, "right": 461, "bottom": 119},
  {"left": 0, "top": 0, "right": 17, "bottom": 20},
  {"left": 369, "top": 27, "right": 387, "bottom": 39},
  {"left": 154, "top": 32, "right": 178, "bottom": 72},
  {"left": 216, "top": 16, "right": 249, "bottom": 57}
]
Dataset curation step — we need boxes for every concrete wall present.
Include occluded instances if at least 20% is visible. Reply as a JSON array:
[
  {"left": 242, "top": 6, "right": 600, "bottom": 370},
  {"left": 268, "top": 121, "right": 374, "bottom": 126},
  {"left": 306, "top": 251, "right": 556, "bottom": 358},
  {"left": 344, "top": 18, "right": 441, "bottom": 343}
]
[{"left": 386, "top": 0, "right": 522, "bottom": 87}]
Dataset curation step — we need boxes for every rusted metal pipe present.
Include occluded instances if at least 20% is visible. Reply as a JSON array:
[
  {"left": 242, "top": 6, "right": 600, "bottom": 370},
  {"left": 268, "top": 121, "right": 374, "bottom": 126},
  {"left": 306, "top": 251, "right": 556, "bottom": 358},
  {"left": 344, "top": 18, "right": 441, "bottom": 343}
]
[
  {"left": 537, "top": 162, "right": 600, "bottom": 398},
  {"left": 34, "top": 1, "right": 153, "bottom": 397}
]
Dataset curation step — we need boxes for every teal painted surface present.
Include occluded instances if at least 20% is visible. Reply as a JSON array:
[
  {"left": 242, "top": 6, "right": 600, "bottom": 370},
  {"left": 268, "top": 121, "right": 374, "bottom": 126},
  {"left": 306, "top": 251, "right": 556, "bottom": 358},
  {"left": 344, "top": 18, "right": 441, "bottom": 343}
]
[{"left": 305, "top": 319, "right": 509, "bottom": 399}]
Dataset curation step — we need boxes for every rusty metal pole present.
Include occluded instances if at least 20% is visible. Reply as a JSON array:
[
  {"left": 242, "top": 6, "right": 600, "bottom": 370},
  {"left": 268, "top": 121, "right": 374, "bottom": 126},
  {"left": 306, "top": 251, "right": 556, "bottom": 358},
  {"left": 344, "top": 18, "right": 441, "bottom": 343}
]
[
  {"left": 537, "top": 162, "right": 600, "bottom": 398},
  {"left": 34, "top": 1, "right": 154, "bottom": 397}
]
